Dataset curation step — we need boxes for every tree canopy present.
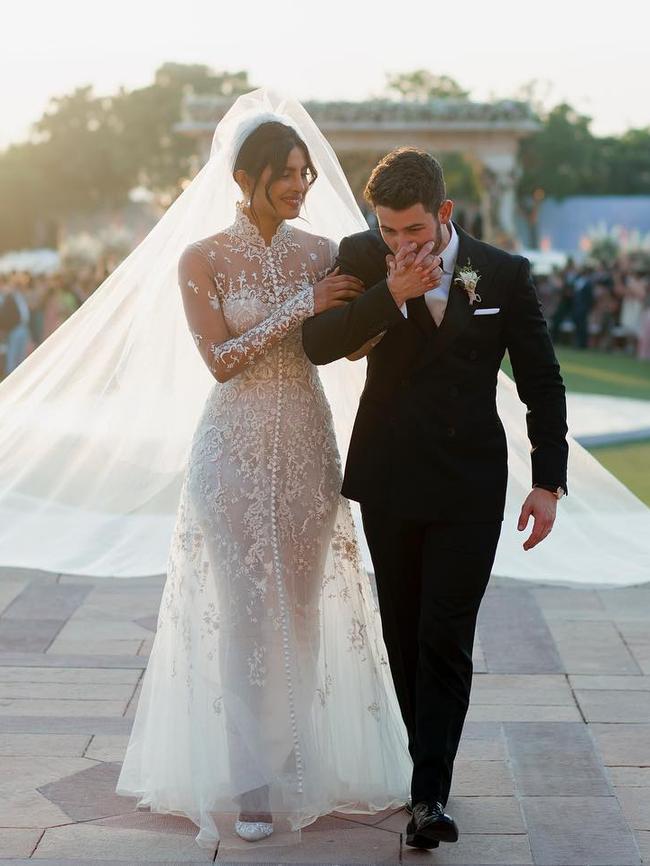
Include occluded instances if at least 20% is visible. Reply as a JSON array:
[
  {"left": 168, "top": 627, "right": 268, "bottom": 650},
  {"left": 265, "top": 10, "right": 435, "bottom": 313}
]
[
  {"left": 385, "top": 70, "right": 470, "bottom": 102},
  {"left": 0, "top": 64, "right": 252, "bottom": 252}
]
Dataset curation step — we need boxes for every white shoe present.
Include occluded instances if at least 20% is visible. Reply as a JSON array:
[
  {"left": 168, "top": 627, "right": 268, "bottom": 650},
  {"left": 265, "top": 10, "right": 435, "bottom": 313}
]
[{"left": 234, "top": 819, "right": 274, "bottom": 842}]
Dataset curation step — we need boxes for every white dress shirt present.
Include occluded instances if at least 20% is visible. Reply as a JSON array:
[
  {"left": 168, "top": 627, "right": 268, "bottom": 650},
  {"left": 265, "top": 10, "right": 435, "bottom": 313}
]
[{"left": 398, "top": 222, "right": 460, "bottom": 326}]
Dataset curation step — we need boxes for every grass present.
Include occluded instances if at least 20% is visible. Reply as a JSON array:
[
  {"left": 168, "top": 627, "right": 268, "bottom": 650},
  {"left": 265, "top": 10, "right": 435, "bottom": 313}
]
[
  {"left": 501, "top": 346, "right": 650, "bottom": 505},
  {"left": 588, "top": 440, "right": 650, "bottom": 506},
  {"left": 501, "top": 346, "right": 650, "bottom": 400}
]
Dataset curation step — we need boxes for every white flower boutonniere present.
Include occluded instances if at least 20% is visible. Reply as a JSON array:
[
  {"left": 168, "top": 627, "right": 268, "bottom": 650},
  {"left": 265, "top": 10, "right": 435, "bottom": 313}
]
[{"left": 454, "top": 260, "right": 482, "bottom": 306}]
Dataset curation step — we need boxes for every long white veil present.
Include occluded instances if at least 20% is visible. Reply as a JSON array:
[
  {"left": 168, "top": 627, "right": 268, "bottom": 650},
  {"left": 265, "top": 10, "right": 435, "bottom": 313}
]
[{"left": 0, "top": 87, "right": 648, "bottom": 586}]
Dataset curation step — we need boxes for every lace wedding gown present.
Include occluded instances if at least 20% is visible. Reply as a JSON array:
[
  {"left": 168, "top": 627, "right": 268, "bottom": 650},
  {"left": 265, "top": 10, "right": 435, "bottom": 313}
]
[{"left": 114, "top": 204, "right": 410, "bottom": 848}]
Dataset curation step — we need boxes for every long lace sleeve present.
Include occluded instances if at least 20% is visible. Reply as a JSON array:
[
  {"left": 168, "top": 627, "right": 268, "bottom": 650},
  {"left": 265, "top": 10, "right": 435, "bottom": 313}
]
[{"left": 178, "top": 242, "right": 315, "bottom": 382}]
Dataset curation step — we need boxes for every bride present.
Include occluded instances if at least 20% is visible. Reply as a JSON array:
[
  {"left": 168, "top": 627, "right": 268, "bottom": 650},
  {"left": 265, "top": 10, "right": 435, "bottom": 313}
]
[{"left": 114, "top": 110, "right": 418, "bottom": 847}]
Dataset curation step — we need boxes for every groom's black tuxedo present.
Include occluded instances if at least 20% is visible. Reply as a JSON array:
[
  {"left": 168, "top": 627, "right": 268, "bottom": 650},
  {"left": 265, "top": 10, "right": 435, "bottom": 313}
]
[
  {"left": 302, "top": 222, "right": 568, "bottom": 519},
  {"left": 302, "top": 221, "right": 568, "bottom": 810}
]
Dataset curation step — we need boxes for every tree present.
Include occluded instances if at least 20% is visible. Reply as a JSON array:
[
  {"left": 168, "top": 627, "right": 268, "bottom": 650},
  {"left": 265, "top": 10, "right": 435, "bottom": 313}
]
[
  {"left": 109, "top": 64, "right": 252, "bottom": 192},
  {"left": 0, "top": 142, "right": 53, "bottom": 250},
  {"left": 518, "top": 101, "right": 650, "bottom": 202},
  {"left": 518, "top": 102, "right": 600, "bottom": 201},
  {"left": 32, "top": 86, "right": 133, "bottom": 213},
  {"left": 385, "top": 70, "right": 470, "bottom": 102},
  {"left": 600, "top": 128, "right": 650, "bottom": 195},
  {"left": 0, "top": 64, "right": 254, "bottom": 252},
  {"left": 517, "top": 102, "right": 597, "bottom": 243}
]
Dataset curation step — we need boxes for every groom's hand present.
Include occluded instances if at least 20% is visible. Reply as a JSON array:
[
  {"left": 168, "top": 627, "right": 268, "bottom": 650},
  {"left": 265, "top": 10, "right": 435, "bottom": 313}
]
[
  {"left": 386, "top": 241, "right": 442, "bottom": 307},
  {"left": 517, "top": 488, "right": 558, "bottom": 551}
]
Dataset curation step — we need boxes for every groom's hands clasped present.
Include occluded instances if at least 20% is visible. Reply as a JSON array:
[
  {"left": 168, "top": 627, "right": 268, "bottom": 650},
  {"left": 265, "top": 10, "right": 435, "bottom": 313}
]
[{"left": 386, "top": 240, "right": 443, "bottom": 308}]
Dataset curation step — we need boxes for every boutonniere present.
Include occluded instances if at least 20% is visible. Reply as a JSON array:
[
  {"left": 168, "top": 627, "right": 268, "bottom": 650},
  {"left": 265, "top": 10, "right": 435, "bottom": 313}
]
[{"left": 454, "top": 260, "right": 482, "bottom": 306}]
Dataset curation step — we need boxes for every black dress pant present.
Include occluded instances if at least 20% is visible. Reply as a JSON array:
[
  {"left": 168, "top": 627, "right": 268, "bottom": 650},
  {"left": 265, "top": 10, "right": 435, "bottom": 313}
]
[{"left": 361, "top": 503, "right": 502, "bottom": 806}]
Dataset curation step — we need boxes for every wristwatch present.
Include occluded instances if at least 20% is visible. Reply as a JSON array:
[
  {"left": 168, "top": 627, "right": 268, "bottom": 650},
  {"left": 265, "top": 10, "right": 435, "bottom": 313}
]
[{"left": 534, "top": 483, "right": 566, "bottom": 500}]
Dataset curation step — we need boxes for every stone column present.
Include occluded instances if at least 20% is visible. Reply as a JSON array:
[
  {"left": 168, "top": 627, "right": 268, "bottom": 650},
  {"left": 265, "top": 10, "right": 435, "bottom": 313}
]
[{"left": 481, "top": 153, "right": 520, "bottom": 247}]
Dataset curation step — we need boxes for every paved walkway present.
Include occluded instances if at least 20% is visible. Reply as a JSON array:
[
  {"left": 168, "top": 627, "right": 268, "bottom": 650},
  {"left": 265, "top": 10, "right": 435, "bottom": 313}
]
[{"left": 0, "top": 567, "right": 648, "bottom": 865}]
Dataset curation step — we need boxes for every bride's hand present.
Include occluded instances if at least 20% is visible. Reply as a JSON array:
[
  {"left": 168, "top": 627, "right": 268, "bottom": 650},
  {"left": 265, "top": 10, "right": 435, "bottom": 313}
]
[{"left": 313, "top": 267, "right": 365, "bottom": 314}]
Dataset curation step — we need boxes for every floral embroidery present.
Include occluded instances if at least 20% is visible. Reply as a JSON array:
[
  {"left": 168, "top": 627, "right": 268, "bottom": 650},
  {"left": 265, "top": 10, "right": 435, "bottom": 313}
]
[
  {"left": 248, "top": 642, "right": 267, "bottom": 686},
  {"left": 349, "top": 618, "right": 367, "bottom": 654},
  {"left": 316, "top": 674, "right": 333, "bottom": 707},
  {"left": 201, "top": 602, "right": 220, "bottom": 635}
]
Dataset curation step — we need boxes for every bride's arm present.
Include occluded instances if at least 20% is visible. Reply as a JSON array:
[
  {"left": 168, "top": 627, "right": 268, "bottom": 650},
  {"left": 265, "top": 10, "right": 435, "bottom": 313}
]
[
  {"left": 178, "top": 243, "right": 314, "bottom": 383},
  {"left": 320, "top": 238, "right": 387, "bottom": 362},
  {"left": 303, "top": 235, "right": 404, "bottom": 365}
]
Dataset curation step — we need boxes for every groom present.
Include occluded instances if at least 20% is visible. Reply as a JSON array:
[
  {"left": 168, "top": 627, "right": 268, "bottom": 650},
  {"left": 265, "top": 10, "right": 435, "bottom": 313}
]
[{"left": 302, "top": 148, "right": 568, "bottom": 849}]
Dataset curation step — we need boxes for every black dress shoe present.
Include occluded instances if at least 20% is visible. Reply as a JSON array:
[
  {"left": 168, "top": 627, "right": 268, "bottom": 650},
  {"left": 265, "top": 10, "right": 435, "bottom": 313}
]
[{"left": 405, "top": 800, "right": 459, "bottom": 849}]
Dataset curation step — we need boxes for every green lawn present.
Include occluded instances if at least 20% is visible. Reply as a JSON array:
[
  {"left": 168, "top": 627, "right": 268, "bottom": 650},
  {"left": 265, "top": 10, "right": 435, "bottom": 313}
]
[
  {"left": 501, "top": 348, "right": 650, "bottom": 504},
  {"left": 502, "top": 347, "right": 650, "bottom": 400},
  {"left": 589, "top": 440, "right": 650, "bottom": 506}
]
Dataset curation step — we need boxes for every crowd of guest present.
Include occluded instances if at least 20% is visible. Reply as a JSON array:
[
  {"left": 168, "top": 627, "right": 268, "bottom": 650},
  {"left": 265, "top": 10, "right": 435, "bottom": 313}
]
[
  {"left": 533, "top": 259, "right": 650, "bottom": 359},
  {"left": 0, "top": 266, "right": 109, "bottom": 379},
  {"left": 2, "top": 253, "right": 650, "bottom": 381}
]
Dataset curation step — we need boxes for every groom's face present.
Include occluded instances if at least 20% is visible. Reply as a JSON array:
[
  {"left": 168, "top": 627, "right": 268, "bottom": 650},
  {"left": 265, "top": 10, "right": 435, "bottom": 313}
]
[{"left": 375, "top": 202, "right": 449, "bottom": 256}]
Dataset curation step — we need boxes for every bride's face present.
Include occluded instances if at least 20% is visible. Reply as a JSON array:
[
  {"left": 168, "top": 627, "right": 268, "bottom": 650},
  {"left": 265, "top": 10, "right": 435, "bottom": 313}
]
[{"left": 252, "top": 146, "right": 313, "bottom": 223}]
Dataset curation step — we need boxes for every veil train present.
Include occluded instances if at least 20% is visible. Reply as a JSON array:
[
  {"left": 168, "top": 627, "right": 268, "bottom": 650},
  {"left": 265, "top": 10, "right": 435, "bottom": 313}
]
[{"left": 0, "top": 88, "right": 647, "bottom": 586}]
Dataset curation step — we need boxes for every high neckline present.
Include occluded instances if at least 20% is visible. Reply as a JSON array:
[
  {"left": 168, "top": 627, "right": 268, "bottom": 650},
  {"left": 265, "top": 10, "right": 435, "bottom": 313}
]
[{"left": 232, "top": 201, "right": 292, "bottom": 250}]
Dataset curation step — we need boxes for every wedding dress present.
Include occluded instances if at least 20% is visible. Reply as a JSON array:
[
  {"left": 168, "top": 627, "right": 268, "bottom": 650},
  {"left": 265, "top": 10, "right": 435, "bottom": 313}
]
[{"left": 114, "top": 202, "right": 411, "bottom": 848}]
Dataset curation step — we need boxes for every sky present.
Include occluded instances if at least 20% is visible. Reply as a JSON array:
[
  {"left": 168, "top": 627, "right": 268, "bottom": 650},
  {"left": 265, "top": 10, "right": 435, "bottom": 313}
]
[{"left": 2, "top": 0, "right": 649, "bottom": 150}]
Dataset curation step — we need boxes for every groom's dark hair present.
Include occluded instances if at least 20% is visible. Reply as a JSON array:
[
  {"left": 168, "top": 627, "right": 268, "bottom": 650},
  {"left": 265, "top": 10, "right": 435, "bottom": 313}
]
[{"left": 364, "top": 147, "right": 446, "bottom": 215}]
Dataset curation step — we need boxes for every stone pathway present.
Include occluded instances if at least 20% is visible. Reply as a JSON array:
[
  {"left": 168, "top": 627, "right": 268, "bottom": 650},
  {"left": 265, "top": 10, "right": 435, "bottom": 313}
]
[{"left": 0, "top": 567, "right": 648, "bottom": 865}]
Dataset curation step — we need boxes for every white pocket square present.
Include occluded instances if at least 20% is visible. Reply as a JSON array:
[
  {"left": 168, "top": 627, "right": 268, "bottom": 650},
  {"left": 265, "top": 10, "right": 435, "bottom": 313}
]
[{"left": 474, "top": 307, "right": 500, "bottom": 316}]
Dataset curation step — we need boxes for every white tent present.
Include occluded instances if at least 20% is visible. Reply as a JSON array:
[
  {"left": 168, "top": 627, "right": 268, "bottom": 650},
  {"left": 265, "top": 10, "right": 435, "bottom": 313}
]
[{"left": 0, "top": 248, "right": 60, "bottom": 274}]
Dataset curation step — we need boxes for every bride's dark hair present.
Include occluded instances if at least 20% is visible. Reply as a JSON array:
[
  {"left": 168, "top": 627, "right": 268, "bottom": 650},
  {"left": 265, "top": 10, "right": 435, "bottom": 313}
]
[{"left": 233, "top": 121, "right": 318, "bottom": 221}]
